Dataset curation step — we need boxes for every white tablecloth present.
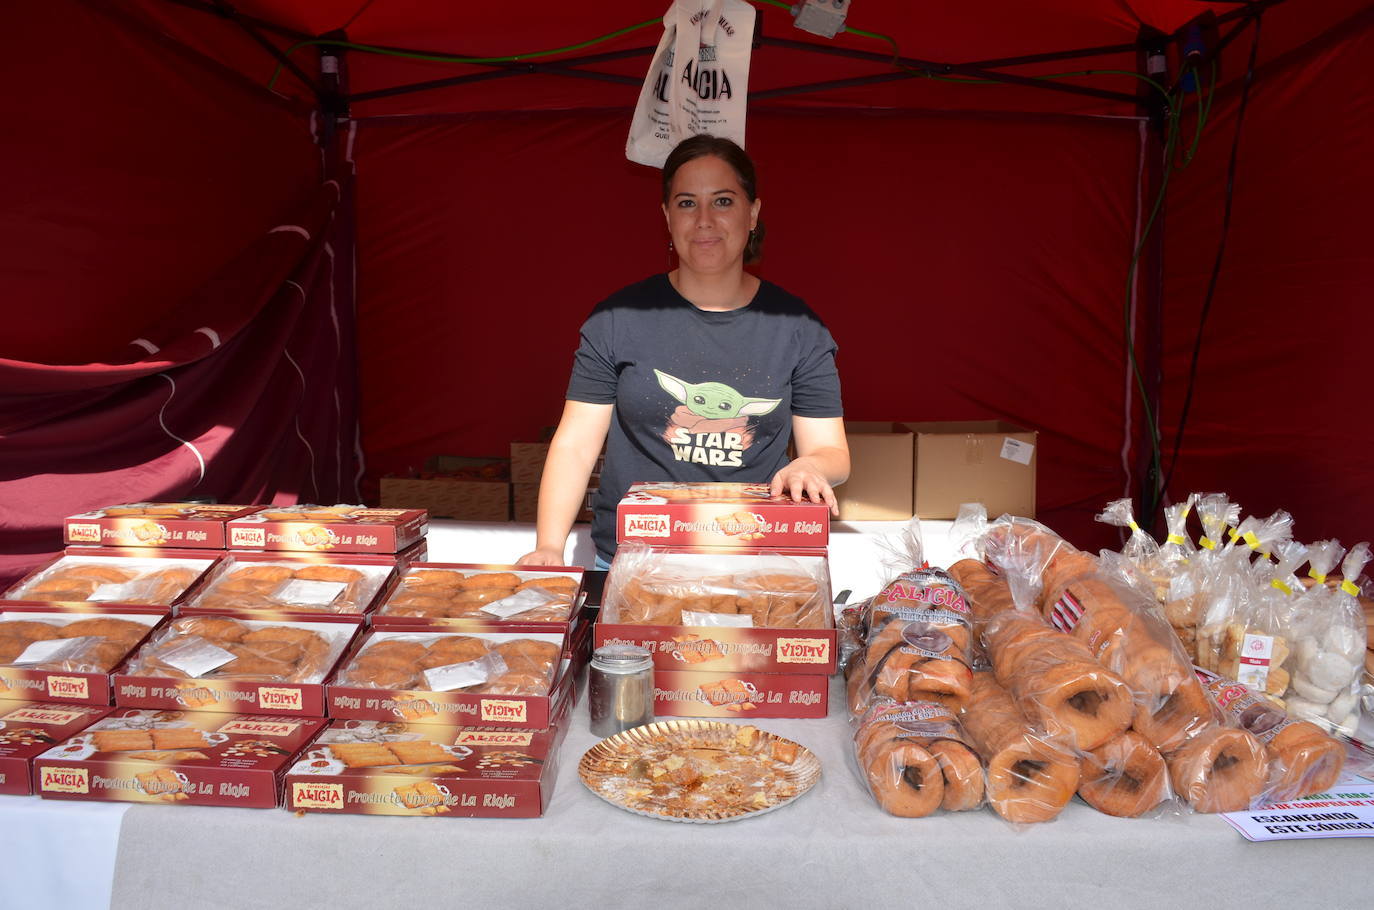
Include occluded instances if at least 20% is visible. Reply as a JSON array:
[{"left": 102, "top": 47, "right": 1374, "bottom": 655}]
[
  {"left": 100, "top": 676, "right": 1374, "bottom": 910},
  {"left": 425, "top": 518, "right": 959, "bottom": 601}
]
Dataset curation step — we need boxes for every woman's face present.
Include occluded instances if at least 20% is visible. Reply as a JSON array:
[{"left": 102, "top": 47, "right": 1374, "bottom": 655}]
[{"left": 662, "top": 154, "right": 761, "bottom": 277}]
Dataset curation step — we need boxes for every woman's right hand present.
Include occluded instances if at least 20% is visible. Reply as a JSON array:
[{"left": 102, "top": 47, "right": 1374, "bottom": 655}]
[{"left": 516, "top": 548, "right": 567, "bottom": 566}]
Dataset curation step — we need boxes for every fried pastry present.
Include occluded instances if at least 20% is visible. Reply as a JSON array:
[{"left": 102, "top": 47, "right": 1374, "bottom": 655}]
[
  {"left": 386, "top": 741, "right": 450, "bottom": 764},
  {"left": 150, "top": 729, "right": 209, "bottom": 749},
  {"left": 94, "top": 730, "right": 155, "bottom": 752},
  {"left": 329, "top": 742, "right": 400, "bottom": 768}
]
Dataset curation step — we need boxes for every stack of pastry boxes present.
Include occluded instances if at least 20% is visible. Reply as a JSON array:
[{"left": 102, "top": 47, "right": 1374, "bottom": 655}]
[
  {"left": 21, "top": 504, "right": 427, "bottom": 807},
  {"left": 0, "top": 504, "right": 242, "bottom": 799},
  {"left": 597, "top": 482, "right": 836, "bottom": 718},
  {"left": 290, "top": 562, "right": 588, "bottom": 817}
]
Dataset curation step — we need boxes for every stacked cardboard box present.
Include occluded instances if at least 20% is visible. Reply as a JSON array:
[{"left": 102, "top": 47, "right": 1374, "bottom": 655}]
[
  {"left": 510, "top": 441, "right": 602, "bottom": 523},
  {"left": 596, "top": 483, "right": 836, "bottom": 719}
]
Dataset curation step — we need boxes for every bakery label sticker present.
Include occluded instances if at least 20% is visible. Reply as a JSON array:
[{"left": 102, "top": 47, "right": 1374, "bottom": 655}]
[
  {"left": 219, "top": 719, "right": 300, "bottom": 737},
  {"left": 46, "top": 676, "right": 90, "bottom": 700},
  {"left": 231, "top": 527, "right": 266, "bottom": 548},
  {"left": 480, "top": 699, "right": 528, "bottom": 724},
  {"left": 776, "top": 638, "right": 831, "bottom": 665},
  {"left": 293, "top": 781, "right": 344, "bottom": 809},
  {"left": 1, "top": 706, "right": 86, "bottom": 725},
  {"left": 257, "top": 688, "right": 304, "bottom": 712},
  {"left": 67, "top": 523, "right": 102, "bottom": 543},
  {"left": 624, "top": 514, "right": 671, "bottom": 538},
  {"left": 455, "top": 730, "right": 534, "bottom": 747},
  {"left": 41, "top": 766, "right": 90, "bottom": 794}
]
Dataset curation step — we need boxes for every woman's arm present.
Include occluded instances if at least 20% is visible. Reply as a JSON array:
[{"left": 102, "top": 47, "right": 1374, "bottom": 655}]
[
  {"left": 771, "top": 415, "right": 849, "bottom": 516},
  {"left": 516, "top": 400, "right": 614, "bottom": 565}
]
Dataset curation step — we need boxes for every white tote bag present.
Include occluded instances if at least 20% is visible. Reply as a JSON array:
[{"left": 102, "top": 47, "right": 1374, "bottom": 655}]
[{"left": 626, "top": 0, "right": 756, "bottom": 168}]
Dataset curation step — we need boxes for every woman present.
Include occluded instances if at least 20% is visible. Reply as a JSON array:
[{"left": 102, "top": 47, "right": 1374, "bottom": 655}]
[{"left": 518, "top": 135, "right": 848, "bottom": 568}]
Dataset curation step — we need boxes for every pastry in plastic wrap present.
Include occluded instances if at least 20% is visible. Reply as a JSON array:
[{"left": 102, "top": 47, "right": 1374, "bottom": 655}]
[
  {"left": 962, "top": 671, "right": 1080, "bottom": 824},
  {"left": 1164, "top": 726, "right": 1268, "bottom": 813},
  {"left": 0, "top": 616, "right": 151, "bottom": 672},
  {"left": 853, "top": 701, "right": 984, "bottom": 816},
  {"left": 193, "top": 561, "right": 387, "bottom": 614},
  {"left": 983, "top": 613, "right": 1134, "bottom": 751},
  {"left": 1077, "top": 731, "right": 1170, "bottom": 817},
  {"left": 339, "top": 633, "right": 558, "bottom": 696},
  {"left": 380, "top": 569, "right": 577, "bottom": 622},
  {"left": 126, "top": 616, "right": 338, "bottom": 684}
]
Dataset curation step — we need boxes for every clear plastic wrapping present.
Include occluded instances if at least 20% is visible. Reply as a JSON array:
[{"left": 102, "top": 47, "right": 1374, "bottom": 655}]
[
  {"left": 602, "top": 545, "right": 829, "bottom": 629},
  {"left": 961, "top": 670, "right": 1081, "bottom": 824},
  {"left": 7, "top": 556, "right": 204, "bottom": 605},
  {"left": 125, "top": 615, "right": 351, "bottom": 684},
  {"left": 191, "top": 560, "right": 392, "bottom": 614},
  {"left": 851, "top": 700, "right": 985, "bottom": 817},
  {"left": 0, "top": 614, "right": 154, "bottom": 672},
  {"left": 338, "top": 631, "right": 562, "bottom": 696},
  {"left": 378, "top": 568, "right": 579, "bottom": 622},
  {"left": 846, "top": 569, "right": 974, "bottom": 716}
]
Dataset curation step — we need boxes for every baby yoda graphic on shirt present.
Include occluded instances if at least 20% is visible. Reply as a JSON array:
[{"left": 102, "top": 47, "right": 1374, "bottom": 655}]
[{"left": 655, "top": 369, "right": 781, "bottom": 467}]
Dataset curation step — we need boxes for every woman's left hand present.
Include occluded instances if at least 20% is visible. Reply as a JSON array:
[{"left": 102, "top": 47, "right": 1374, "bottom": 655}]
[{"left": 770, "top": 457, "right": 839, "bottom": 516}]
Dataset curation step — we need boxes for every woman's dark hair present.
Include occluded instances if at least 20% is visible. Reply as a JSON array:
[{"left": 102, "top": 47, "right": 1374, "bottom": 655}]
[{"left": 662, "top": 134, "right": 765, "bottom": 264}]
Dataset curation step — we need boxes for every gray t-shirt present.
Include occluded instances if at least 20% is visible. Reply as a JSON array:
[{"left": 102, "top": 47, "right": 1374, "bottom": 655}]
[{"left": 566, "top": 274, "right": 843, "bottom": 561}]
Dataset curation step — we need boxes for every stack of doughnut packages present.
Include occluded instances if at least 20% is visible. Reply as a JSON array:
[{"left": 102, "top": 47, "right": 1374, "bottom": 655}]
[
  {"left": 845, "top": 568, "right": 985, "bottom": 817},
  {"left": 945, "top": 513, "right": 1350, "bottom": 821}
]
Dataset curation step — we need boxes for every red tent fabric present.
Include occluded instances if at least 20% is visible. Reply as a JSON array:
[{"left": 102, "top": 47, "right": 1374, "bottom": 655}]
[{"left": 2, "top": 0, "right": 1370, "bottom": 584}]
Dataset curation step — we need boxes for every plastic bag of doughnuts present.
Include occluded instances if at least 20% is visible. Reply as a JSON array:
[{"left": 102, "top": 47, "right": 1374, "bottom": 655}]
[
  {"left": 846, "top": 568, "right": 974, "bottom": 717},
  {"left": 602, "top": 545, "right": 830, "bottom": 629},
  {"left": 338, "top": 632, "right": 563, "bottom": 695},
  {"left": 0, "top": 614, "right": 154, "bottom": 672},
  {"left": 376, "top": 567, "right": 579, "bottom": 622},
  {"left": 190, "top": 560, "right": 392, "bottom": 614},
  {"left": 124, "top": 615, "right": 350, "bottom": 684},
  {"left": 852, "top": 700, "right": 985, "bottom": 817},
  {"left": 7, "top": 557, "right": 205, "bottom": 605},
  {"left": 1195, "top": 668, "right": 1350, "bottom": 802}
]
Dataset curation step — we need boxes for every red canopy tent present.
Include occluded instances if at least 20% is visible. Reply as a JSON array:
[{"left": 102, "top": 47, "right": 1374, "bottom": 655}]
[{"left": 2, "top": 0, "right": 1370, "bottom": 585}]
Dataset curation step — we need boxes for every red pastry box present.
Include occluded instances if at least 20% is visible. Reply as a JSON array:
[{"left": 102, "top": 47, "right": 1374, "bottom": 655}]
[
  {"left": 4, "top": 549, "right": 221, "bottom": 607},
  {"left": 595, "top": 545, "right": 837, "bottom": 675},
  {"left": 33, "top": 709, "right": 327, "bottom": 808},
  {"left": 179, "top": 552, "right": 403, "bottom": 619},
  {"left": 285, "top": 702, "right": 571, "bottom": 818},
  {"left": 651, "top": 668, "right": 829, "bottom": 719},
  {"left": 327, "top": 628, "right": 574, "bottom": 729},
  {"left": 226, "top": 505, "right": 427, "bottom": 554},
  {"left": 617, "top": 482, "right": 829, "bottom": 549},
  {"left": 64, "top": 503, "right": 264, "bottom": 549},
  {"left": 0, "top": 605, "right": 168, "bottom": 706},
  {"left": 0, "top": 703, "right": 113, "bottom": 795},
  {"left": 113, "top": 614, "right": 363, "bottom": 716},
  {"left": 370, "top": 563, "right": 584, "bottom": 633}
]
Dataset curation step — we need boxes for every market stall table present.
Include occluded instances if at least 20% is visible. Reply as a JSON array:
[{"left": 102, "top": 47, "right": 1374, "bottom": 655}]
[{"left": 89, "top": 674, "right": 1374, "bottom": 910}]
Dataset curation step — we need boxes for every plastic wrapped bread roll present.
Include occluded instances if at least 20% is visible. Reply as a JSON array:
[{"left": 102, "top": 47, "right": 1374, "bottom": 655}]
[
  {"left": 1077, "top": 731, "right": 1170, "bottom": 818},
  {"left": 1165, "top": 726, "right": 1268, "bottom": 813}
]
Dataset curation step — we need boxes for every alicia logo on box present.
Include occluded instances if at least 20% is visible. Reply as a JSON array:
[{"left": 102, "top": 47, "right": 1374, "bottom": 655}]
[
  {"left": 257, "top": 688, "right": 303, "bottom": 711},
  {"left": 231, "top": 527, "right": 266, "bottom": 548},
  {"left": 67, "top": 523, "right": 102, "bottom": 543},
  {"left": 776, "top": 638, "right": 830, "bottom": 664},
  {"left": 624, "top": 514, "right": 670, "bottom": 537},
  {"left": 47, "top": 677, "right": 89, "bottom": 700},
  {"left": 480, "top": 699, "right": 527, "bottom": 724},
  {"left": 41, "top": 767, "right": 89, "bottom": 794},
  {"left": 292, "top": 782, "right": 343, "bottom": 809}
]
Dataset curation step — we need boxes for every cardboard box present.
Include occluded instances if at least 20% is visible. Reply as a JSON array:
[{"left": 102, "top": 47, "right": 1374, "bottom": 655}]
[
  {"left": 381, "top": 477, "right": 510, "bottom": 522},
  {"left": 284, "top": 705, "right": 571, "bottom": 818},
  {"left": 510, "top": 443, "right": 604, "bottom": 487},
  {"left": 113, "top": 615, "right": 364, "bottom": 716},
  {"left": 227, "top": 506, "right": 428, "bottom": 554},
  {"left": 4, "top": 549, "right": 221, "bottom": 607},
  {"left": 835, "top": 422, "right": 915, "bottom": 521},
  {"left": 179, "top": 552, "right": 402, "bottom": 619},
  {"left": 0, "top": 605, "right": 169, "bottom": 706},
  {"left": 0, "top": 703, "right": 113, "bottom": 795},
  {"left": 904, "top": 421, "right": 1037, "bottom": 520},
  {"left": 327, "top": 631, "right": 576, "bottom": 729},
  {"left": 371, "top": 563, "right": 584, "bottom": 632},
  {"left": 597, "top": 547, "right": 836, "bottom": 674},
  {"left": 651, "top": 668, "right": 828, "bottom": 719},
  {"left": 34, "top": 709, "right": 327, "bottom": 808},
  {"left": 616, "top": 482, "right": 829, "bottom": 549},
  {"left": 64, "top": 504, "right": 264, "bottom": 549},
  {"left": 512, "top": 483, "right": 594, "bottom": 523}
]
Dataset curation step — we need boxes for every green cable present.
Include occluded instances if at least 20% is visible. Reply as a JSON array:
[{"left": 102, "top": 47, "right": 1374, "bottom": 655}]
[{"left": 267, "top": 18, "right": 664, "bottom": 92}]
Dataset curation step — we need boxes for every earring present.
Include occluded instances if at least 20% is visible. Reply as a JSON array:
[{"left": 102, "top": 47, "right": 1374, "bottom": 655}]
[{"left": 668, "top": 238, "right": 675, "bottom": 252}]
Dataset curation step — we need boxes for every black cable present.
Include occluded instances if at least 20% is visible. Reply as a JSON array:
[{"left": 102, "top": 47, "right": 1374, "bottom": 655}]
[{"left": 1159, "top": 12, "right": 1264, "bottom": 502}]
